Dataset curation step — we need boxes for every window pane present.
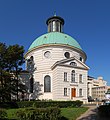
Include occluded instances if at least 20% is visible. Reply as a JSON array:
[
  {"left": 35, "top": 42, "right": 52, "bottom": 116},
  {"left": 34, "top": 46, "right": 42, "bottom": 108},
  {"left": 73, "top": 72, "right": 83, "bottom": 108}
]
[
  {"left": 71, "top": 70, "right": 75, "bottom": 82},
  {"left": 44, "top": 75, "right": 51, "bottom": 92},
  {"left": 64, "top": 72, "right": 67, "bottom": 81},
  {"left": 79, "top": 89, "right": 82, "bottom": 96},
  {"left": 79, "top": 74, "right": 82, "bottom": 83},
  {"left": 80, "top": 57, "right": 82, "bottom": 61},
  {"left": 70, "top": 62, "right": 77, "bottom": 66},
  {"left": 64, "top": 52, "right": 70, "bottom": 58},
  {"left": 64, "top": 88, "right": 67, "bottom": 96},
  {"left": 53, "top": 21, "right": 56, "bottom": 31}
]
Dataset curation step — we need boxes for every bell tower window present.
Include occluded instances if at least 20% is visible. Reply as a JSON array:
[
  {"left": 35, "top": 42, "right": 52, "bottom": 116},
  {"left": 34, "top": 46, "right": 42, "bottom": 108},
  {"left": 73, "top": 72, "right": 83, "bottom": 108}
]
[{"left": 46, "top": 15, "right": 64, "bottom": 33}]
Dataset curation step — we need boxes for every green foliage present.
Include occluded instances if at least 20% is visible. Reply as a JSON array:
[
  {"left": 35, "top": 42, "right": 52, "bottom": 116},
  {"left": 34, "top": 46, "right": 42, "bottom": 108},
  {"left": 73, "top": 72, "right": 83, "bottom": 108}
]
[
  {"left": 0, "top": 42, "right": 26, "bottom": 102},
  {"left": 98, "top": 105, "right": 110, "bottom": 118},
  {"left": 16, "top": 107, "right": 61, "bottom": 120},
  {"left": 0, "top": 109, "right": 7, "bottom": 119},
  {"left": 0, "top": 102, "right": 18, "bottom": 109},
  {"left": 6, "top": 44, "right": 25, "bottom": 72},
  {"left": 6, "top": 107, "right": 88, "bottom": 120},
  {"left": 17, "top": 100, "right": 83, "bottom": 108}
]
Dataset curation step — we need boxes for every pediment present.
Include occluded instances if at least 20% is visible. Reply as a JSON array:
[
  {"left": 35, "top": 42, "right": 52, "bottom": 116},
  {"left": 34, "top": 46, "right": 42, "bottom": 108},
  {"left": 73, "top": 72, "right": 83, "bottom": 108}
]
[{"left": 51, "top": 57, "right": 90, "bottom": 70}]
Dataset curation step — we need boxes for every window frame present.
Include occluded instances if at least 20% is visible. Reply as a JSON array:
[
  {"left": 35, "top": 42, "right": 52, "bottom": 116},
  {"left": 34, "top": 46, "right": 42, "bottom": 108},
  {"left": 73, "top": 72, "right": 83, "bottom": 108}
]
[
  {"left": 79, "top": 74, "right": 83, "bottom": 83},
  {"left": 64, "top": 72, "right": 67, "bottom": 82},
  {"left": 79, "top": 88, "right": 83, "bottom": 97},
  {"left": 64, "top": 88, "right": 67, "bottom": 96},
  {"left": 71, "top": 70, "right": 75, "bottom": 83},
  {"left": 64, "top": 52, "right": 70, "bottom": 59},
  {"left": 70, "top": 62, "right": 77, "bottom": 66},
  {"left": 44, "top": 75, "right": 51, "bottom": 92}
]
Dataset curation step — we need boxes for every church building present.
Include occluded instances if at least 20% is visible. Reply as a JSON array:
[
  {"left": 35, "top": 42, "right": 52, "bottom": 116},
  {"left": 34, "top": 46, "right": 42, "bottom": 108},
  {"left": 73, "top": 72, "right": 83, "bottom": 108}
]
[{"left": 24, "top": 15, "right": 89, "bottom": 103}]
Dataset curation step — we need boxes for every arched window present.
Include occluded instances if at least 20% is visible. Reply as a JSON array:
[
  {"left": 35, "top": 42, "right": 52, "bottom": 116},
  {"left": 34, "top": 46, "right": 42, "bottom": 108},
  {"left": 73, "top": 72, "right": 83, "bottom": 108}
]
[
  {"left": 71, "top": 70, "right": 75, "bottom": 83},
  {"left": 44, "top": 75, "right": 51, "bottom": 92},
  {"left": 70, "top": 62, "right": 77, "bottom": 66},
  {"left": 30, "top": 56, "right": 34, "bottom": 61}
]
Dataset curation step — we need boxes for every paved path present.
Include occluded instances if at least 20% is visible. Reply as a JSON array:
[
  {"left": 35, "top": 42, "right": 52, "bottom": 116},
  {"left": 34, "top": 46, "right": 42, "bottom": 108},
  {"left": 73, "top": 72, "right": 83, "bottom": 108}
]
[
  {"left": 76, "top": 106, "right": 98, "bottom": 120},
  {"left": 76, "top": 105, "right": 110, "bottom": 120}
]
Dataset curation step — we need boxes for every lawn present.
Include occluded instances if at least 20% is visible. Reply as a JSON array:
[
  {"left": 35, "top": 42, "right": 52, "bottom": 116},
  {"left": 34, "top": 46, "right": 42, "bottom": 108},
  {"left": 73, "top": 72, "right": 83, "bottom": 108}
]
[
  {"left": 61, "top": 107, "right": 88, "bottom": 120},
  {"left": 6, "top": 107, "right": 88, "bottom": 120}
]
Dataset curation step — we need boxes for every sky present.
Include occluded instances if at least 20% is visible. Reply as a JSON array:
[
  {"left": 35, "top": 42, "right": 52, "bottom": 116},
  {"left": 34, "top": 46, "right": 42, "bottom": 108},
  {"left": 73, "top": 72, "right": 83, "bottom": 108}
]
[{"left": 0, "top": 0, "right": 110, "bottom": 85}]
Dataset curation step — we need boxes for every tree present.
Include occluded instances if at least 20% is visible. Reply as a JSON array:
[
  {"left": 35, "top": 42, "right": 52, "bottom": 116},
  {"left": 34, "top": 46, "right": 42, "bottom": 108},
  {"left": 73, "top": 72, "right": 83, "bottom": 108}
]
[
  {"left": 0, "top": 43, "right": 8, "bottom": 101},
  {"left": 6, "top": 44, "right": 25, "bottom": 100},
  {"left": 0, "top": 42, "right": 27, "bottom": 101}
]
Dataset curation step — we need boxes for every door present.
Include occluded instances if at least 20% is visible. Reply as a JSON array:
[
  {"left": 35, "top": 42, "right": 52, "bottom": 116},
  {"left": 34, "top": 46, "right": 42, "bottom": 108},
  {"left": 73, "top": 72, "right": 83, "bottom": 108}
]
[{"left": 71, "top": 88, "right": 76, "bottom": 98}]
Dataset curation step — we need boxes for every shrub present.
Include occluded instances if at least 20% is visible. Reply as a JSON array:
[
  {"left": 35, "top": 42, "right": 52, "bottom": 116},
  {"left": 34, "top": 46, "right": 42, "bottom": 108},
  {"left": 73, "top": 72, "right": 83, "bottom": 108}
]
[
  {"left": 0, "top": 102, "right": 18, "bottom": 108},
  {"left": 17, "top": 101, "right": 33, "bottom": 108},
  {"left": 16, "top": 107, "right": 61, "bottom": 120},
  {"left": 0, "top": 109, "right": 7, "bottom": 119},
  {"left": 17, "top": 100, "right": 83, "bottom": 108},
  {"left": 98, "top": 105, "right": 110, "bottom": 118},
  {"left": 16, "top": 110, "right": 27, "bottom": 120}
]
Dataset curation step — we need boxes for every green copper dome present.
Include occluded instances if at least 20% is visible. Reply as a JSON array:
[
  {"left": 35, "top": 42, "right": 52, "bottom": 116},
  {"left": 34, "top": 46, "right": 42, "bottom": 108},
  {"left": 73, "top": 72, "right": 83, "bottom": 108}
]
[{"left": 29, "top": 32, "right": 82, "bottom": 51}]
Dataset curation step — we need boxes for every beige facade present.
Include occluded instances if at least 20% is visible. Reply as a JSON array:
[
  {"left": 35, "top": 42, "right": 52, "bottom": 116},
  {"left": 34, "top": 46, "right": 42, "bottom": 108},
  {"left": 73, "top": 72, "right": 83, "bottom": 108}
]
[
  {"left": 88, "top": 76, "right": 109, "bottom": 100},
  {"left": 92, "top": 86, "right": 109, "bottom": 100}
]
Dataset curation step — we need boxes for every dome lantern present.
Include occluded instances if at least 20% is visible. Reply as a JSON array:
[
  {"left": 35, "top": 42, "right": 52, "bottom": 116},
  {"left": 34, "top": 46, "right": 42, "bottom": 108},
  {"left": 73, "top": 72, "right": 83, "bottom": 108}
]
[{"left": 46, "top": 15, "right": 64, "bottom": 33}]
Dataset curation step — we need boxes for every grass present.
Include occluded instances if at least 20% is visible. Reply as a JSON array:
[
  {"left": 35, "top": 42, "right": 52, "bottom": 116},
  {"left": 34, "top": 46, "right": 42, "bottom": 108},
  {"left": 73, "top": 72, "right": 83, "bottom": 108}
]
[
  {"left": 61, "top": 107, "right": 89, "bottom": 120},
  {"left": 5, "top": 107, "right": 88, "bottom": 120},
  {"left": 6, "top": 108, "right": 23, "bottom": 119}
]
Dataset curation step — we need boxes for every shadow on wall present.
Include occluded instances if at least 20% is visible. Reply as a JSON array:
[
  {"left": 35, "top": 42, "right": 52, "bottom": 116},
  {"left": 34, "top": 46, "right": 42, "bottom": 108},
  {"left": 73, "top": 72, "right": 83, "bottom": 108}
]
[
  {"left": 26, "top": 56, "right": 43, "bottom": 100},
  {"left": 29, "top": 81, "right": 43, "bottom": 100}
]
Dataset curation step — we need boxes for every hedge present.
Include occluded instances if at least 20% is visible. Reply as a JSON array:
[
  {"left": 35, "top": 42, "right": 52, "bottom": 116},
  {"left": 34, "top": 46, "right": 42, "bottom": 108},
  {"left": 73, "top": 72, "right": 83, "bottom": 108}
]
[
  {"left": 17, "top": 100, "right": 83, "bottom": 108},
  {"left": 0, "top": 100, "right": 83, "bottom": 109},
  {"left": 0, "top": 109, "right": 7, "bottom": 119},
  {"left": 98, "top": 105, "right": 110, "bottom": 118},
  {"left": 0, "top": 102, "right": 18, "bottom": 108},
  {"left": 16, "top": 107, "right": 61, "bottom": 120}
]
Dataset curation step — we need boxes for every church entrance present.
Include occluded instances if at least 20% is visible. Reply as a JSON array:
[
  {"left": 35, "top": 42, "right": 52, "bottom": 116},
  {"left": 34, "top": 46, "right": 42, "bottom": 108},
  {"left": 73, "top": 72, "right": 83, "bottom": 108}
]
[{"left": 71, "top": 88, "right": 76, "bottom": 98}]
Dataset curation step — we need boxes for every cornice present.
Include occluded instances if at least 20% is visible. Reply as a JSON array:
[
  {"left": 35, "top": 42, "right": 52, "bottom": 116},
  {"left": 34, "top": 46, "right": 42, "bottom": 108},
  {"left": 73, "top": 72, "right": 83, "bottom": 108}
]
[{"left": 24, "top": 44, "right": 87, "bottom": 60}]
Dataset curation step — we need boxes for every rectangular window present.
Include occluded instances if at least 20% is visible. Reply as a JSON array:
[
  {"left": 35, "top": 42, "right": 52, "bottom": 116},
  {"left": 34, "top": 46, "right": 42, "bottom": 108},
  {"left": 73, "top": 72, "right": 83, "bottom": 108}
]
[
  {"left": 79, "top": 74, "right": 83, "bottom": 83},
  {"left": 71, "top": 70, "right": 75, "bottom": 83},
  {"left": 64, "top": 72, "right": 67, "bottom": 81},
  {"left": 79, "top": 89, "right": 82, "bottom": 97},
  {"left": 64, "top": 88, "right": 67, "bottom": 96}
]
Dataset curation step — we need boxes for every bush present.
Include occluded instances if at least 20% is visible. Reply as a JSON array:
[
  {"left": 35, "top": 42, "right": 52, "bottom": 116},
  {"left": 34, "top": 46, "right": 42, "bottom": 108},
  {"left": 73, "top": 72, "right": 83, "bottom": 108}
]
[
  {"left": 98, "top": 105, "right": 110, "bottom": 118},
  {"left": 0, "top": 109, "right": 7, "bottom": 119},
  {"left": 16, "top": 110, "right": 27, "bottom": 120},
  {"left": 17, "top": 101, "right": 34, "bottom": 108},
  {"left": 16, "top": 107, "right": 61, "bottom": 120},
  {"left": 0, "top": 102, "right": 18, "bottom": 108},
  {"left": 17, "top": 100, "right": 83, "bottom": 108}
]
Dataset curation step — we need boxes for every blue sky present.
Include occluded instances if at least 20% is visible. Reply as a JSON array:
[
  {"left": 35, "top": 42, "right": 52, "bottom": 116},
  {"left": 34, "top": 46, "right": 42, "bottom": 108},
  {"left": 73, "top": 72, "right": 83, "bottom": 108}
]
[{"left": 0, "top": 0, "right": 110, "bottom": 85}]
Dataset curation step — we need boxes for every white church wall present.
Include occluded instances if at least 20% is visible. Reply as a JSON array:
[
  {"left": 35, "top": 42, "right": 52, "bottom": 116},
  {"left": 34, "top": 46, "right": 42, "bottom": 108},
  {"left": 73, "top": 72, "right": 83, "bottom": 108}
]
[
  {"left": 26, "top": 46, "right": 83, "bottom": 71},
  {"left": 52, "top": 65, "right": 88, "bottom": 102},
  {"left": 25, "top": 45, "right": 88, "bottom": 102}
]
